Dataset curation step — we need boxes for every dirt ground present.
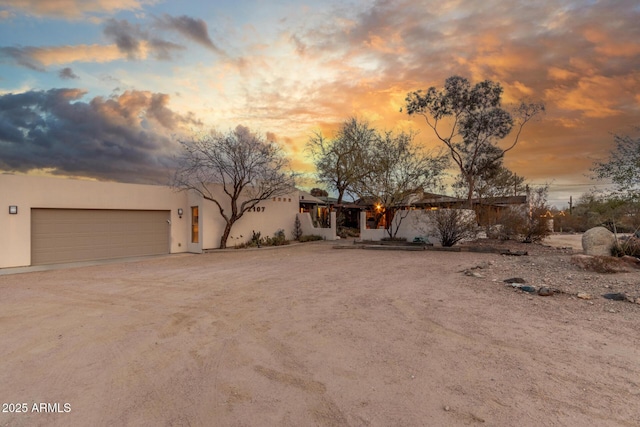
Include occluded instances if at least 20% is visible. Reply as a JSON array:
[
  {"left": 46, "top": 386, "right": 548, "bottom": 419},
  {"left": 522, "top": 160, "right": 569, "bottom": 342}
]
[{"left": 1, "top": 238, "right": 639, "bottom": 427}]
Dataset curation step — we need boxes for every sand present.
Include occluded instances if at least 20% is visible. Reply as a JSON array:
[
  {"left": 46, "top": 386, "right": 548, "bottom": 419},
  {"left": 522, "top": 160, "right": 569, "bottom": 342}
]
[{"left": 0, "top": 240, "right": 638, "bottom": 426}]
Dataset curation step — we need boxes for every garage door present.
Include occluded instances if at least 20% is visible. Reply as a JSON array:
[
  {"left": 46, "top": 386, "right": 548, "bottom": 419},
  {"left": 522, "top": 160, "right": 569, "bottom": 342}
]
[{"left": 31, "top": 209, "right": 170, "bottom": 265}]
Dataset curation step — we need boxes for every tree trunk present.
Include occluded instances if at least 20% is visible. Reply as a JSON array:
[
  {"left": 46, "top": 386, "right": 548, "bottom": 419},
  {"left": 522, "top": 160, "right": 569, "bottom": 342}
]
[
  {"left": 335, "top": 190, "right": 344, "bottom": 228},
  {"left": 466, "top": 175, "right": 475, "bottom": 209},
  {"left": 219, "top": 221, "right": 233, "bottom": 249}
]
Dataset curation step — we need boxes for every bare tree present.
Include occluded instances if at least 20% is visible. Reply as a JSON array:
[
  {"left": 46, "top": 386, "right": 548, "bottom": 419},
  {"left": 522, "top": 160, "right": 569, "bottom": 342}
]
[
  {"left": 173, "top": 125, "right": 295, "bottom": 249},
  {"left": 405, "top": 75, "right": 544, "bottom": 207},
  {"left": 354, "top": 130, "right": 448, "bottom": 239}
]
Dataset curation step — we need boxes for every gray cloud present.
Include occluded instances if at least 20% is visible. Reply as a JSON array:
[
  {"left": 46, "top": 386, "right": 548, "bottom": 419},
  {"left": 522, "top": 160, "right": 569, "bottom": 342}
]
[
  {"left": 0, "top": 46, "right": 45, "bottom": 71},
  {"left": 0, "top": 88, "right": 201, "bottom": 183},
  {"left": 103, "top": 18, "right": 186, "bottom": 60},
  {"left": 59, "top": 67, "right": 79, "bottom": 79},
  {"left": 155, "top": 14, "right": 223, "bottom": 54},
  {"left": 103, "top": 18, "right": 145, "bottom": 59}
]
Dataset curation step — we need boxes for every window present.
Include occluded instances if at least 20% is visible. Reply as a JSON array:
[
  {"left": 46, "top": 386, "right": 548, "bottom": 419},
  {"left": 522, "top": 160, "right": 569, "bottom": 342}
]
[{"left": 191, "top": 206, "right": 199, "bottom": 243}]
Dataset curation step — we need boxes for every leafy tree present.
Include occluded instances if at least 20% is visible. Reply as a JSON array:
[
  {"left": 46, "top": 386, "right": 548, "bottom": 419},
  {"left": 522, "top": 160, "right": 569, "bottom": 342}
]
[
  {"left": 353, "top": 130, "right": 448, "bottom": 238},
  {"left": 405, "top": 75, "right": 544, "bottom": 207},
  {"left": 310, "top": 188, "right": 328, "bottom": 197},
  {"left": 453, "top": 163, "right": 525, "bottom": 199},
  {"left": 453, "top": 163, "right": 526, "bottom": 226},
  {"left": 173, "top": 125, "right": 295, "bottom": 249},
  {"left": 307, "top": 117, "right": 377, "bottom": 211},
  {"left": 591, "top": 131, "right": 640, "bottom": 199},
  {"left": 566, "top": 192, "right": 640, "bottom": 233}
]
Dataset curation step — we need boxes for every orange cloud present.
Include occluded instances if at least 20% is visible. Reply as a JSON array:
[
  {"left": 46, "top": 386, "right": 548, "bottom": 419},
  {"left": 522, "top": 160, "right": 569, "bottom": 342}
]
[
  {"left": 30, "top": 44, "right": 126, "bottom": 66},
  {"left": 547, "top": 75, "right": 638, "bottom": 118},
  {"left": 2, "top": 0, "right": 156, "bottom": 19},
  {"left": 583, "top": 27, "right": 640, "bottom": 57},
  {"left": 548, "top": 67, "right": 579, "bottom": 82}
]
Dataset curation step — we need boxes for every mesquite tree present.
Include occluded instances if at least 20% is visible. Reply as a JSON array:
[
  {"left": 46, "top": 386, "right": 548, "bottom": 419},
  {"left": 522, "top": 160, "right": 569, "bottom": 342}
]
[
  {"left": 173, "top": 125, "right": 295, "bottom": 249},
  {"left": 307, "top": 117, "right": 377, "bottom": 220},
  {"left": 353, "top": 130, "right": 448, "bottom": 238},
  {"left": 591, "top": 130, "right": 640, "bottom": 200}
]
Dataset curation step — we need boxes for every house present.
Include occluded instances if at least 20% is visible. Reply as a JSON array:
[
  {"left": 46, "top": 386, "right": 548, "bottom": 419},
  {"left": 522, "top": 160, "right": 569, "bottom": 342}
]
[
  {"left": 354, "top": 190, "right": 529, "bottom": 241},
  {"left": 298, "top": 190, "right": 328, "bottom": 226},
  {"left": 0, "top": 174, "right": 298, "bottom": 269}
]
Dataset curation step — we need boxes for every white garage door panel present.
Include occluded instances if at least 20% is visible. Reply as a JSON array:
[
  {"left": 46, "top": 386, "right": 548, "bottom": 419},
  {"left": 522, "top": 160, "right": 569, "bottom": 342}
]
[{"left": 31, "top": 209, "right": 170, "bottom": 265}]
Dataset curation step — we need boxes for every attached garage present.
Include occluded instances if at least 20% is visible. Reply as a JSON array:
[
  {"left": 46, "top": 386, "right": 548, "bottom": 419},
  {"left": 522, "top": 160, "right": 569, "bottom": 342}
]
[{"left": 31, "top": 209, "right": 171, "bottom": 265}]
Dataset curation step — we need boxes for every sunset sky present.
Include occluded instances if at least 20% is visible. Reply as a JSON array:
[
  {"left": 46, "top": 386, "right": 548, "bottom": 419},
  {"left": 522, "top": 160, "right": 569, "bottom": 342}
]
[{"left": 1, "top": 0, "right": 639, "bottom": 208}]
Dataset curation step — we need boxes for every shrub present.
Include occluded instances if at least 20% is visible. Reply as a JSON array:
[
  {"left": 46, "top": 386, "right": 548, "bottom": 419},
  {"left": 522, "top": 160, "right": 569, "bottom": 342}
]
[
  {"left": 262, "top": 229, "right": 288, "bottom": 246},
  {"left": 611, "top": 236, "right": 640, "bottom": 258},
  {"left": 496, "top": 186, "right": 552, "bottom": 243},
  {"left": 432, "top": 209, "right": 477, "bottom": 247},
  {"left": 381, "top": 236, "right": 406, "bottom": 242},
  {"left": 293, "top": 216, "right": 303, "bottom": 241},
  {"left": 236, "top": 229, "right": 289, "bottom": 248},
  {"left": 337, "top": 226, "right": 359, "bottom": 238},
  {"left": 299, "top": 235, "right": 323, "bottom": 242}
]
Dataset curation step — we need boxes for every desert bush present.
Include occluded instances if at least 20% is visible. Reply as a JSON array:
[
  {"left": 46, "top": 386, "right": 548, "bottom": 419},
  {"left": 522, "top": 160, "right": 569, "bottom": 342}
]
[
  {"left": 299, "top": 235, "right": 323, "bottom": 242},
  {"left": 250, "top": 230, "right": 262, "bottom": 245},
  {"left": 337, "top": 226, "right": 359, "bottom": 238},
  {"left": 611, "top": 236, "right": 640, "bottom": 258},
  {"left": 262, "top": 229, "right": 288, "bottom": 246},
  {"left": 381, "top": 236, "right": 406, "bottom": 242},
  {"left": 236, "top": 229, "right": 289, "bottom": 248},
  {"left": 497, "top": 206, "right": 552, "bottom": 243},
  {"left": 496, "top": 186, "right": 552, "bottom": 243},
  {"left": 432, "top": 209, "right": 477, "bottom": 247}
]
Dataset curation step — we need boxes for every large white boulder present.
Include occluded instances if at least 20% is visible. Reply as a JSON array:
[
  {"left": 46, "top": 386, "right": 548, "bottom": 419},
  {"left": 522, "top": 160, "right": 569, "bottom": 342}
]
[{"left": 582, "top": 226, "right": 616, "bottom": 256}]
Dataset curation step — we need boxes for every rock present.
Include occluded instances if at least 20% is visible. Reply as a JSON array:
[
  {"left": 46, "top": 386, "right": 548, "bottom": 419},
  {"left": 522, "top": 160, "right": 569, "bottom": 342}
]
[
  {"left": 520, "top": 285, "right": 536, "bottom": 293},
  {"left": 464, "top": 270, "right": 484, "bottom": 278},
  {"left": 603, "top": 293, "right": 627, "bottom": 301},
  {"left": 582, "top": 226, "right": 616, "bottom": 256},
  {"left": 538, "top": 287, "right": 553, "bottom": 296},
  {"left": 504, "top": 277, "right": 526, "bottom": 284},
  {"left": 500, "top": 249, "right": 528, "bottom": 256},
  {"left": 577, "top": 292, "right": 592, "bottom": 300},
  {"left": 636, "top": 297, "right": 640, "bottom": 305},
  {"left": 620, "top": 255, "right": 640, "bottom": 268},
  {"left": 570, "top": 254, "right": 629, "bottom": 273}
]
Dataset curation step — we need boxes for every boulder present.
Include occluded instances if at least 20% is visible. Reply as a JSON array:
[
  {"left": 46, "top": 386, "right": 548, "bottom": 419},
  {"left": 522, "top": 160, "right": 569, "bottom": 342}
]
[{"left": 582, "top": 227, "right": 616, "bottom": 256}]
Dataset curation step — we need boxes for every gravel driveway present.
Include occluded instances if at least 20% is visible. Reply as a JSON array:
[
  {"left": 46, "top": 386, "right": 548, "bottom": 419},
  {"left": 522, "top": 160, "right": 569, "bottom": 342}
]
[{"left": 0, "top": 241, "right": 638, "bottom": 426}]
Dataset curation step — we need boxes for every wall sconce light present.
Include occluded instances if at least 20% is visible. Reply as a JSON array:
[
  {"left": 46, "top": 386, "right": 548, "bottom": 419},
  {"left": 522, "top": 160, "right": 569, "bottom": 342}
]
[
  {"left": 9, "top": 205, "right": 17, "bottom": 215},
  {"left": 177, "top": 208, "right": 183, "bottom": 218}
]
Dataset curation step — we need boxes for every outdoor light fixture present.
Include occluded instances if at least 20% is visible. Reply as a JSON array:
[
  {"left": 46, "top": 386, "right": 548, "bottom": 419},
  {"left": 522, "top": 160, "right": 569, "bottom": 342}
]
[
  {"left": 177, "top": 208, "right": 183, "bottom": 218},
  {"left": 8, "top": 205, "right": 17, "bottom": 214}
]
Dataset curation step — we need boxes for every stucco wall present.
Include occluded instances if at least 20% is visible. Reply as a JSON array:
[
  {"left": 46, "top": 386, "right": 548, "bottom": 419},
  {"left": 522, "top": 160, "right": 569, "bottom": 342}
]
[
  {"left": 1, "top": 175, "right": 302, "bottom": 267},
  {"left": 296, "top": 212, "right": 337, "bottom": 241},
  {"left": 359, "top": 209, "right": 476, "bottom": 245},
  {"left": 200, "top": 187, "right": 300, "bottom": 249},
  {"left": 0, "top": 174, "right": 191, "bottom": 268}
]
